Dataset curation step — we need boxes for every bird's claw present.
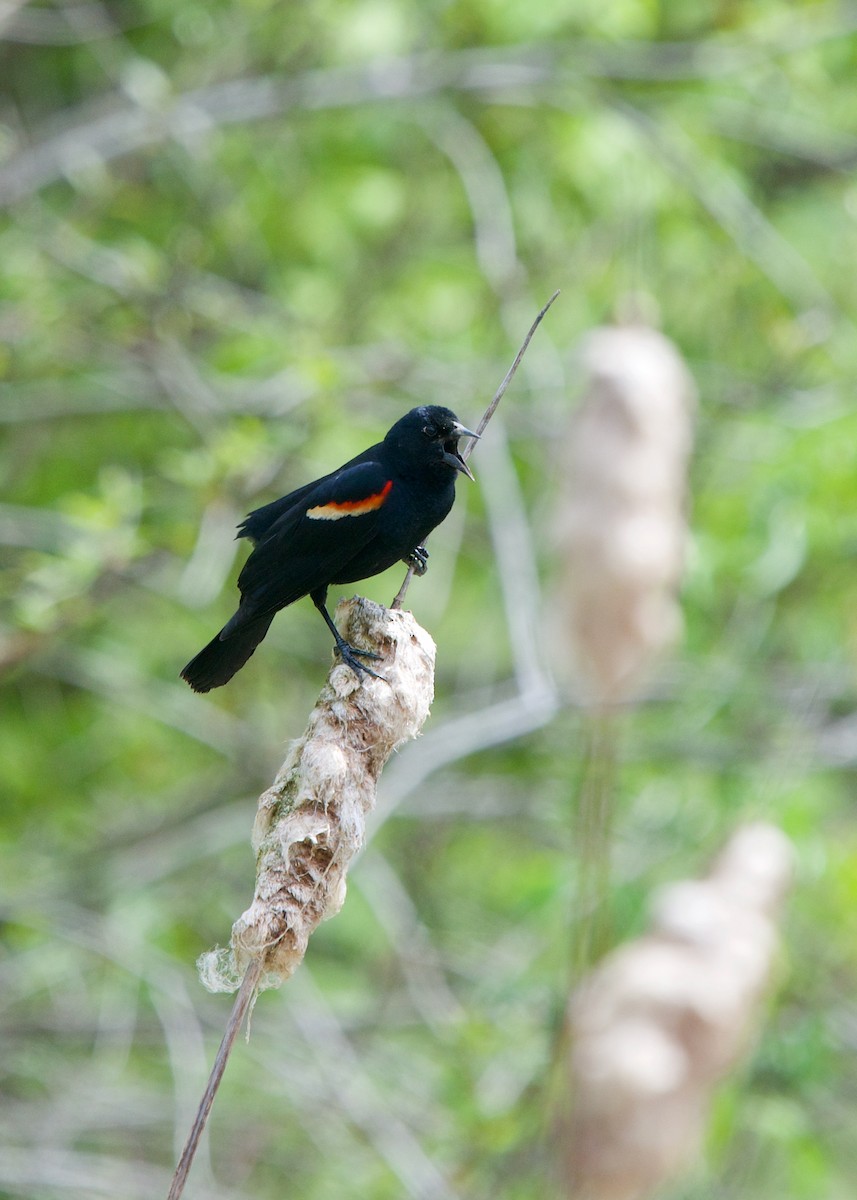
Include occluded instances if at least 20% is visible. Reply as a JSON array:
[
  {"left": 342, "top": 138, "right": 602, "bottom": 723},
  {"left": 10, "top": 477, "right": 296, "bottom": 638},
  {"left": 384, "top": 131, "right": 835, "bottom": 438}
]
[
  {"left": 405, "top": 545, "right": 430, "bottom": 577},
  {"left": 348, "top": 646, "right": 382, "bottom": 661},
  {"left": 336, "top": 641, "right": 386, "bottom": 680}
]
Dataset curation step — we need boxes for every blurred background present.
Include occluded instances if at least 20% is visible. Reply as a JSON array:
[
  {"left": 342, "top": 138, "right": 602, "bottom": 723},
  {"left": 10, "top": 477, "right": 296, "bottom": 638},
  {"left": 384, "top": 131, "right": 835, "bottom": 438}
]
[{"left": 3, "top": 1, "right": 857, "bottom": 1197}]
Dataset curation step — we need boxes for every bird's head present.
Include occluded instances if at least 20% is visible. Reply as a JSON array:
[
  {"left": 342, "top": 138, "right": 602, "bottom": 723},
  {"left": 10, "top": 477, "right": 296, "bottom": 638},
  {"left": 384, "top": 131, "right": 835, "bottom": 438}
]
[{"left": 386, "top": 405, "right": 479, "bottom": 481}]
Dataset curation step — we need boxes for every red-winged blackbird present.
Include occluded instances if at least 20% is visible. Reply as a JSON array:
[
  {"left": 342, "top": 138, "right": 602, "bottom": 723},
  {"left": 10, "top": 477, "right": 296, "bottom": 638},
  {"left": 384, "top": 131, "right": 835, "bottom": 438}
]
[{"left": 180, "top": 405, "right": 478, "bottom": 692}]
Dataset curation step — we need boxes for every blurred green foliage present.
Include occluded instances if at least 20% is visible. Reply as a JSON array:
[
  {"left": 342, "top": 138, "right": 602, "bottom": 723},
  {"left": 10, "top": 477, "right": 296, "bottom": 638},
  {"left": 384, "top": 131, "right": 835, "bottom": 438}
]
[{"left": 3, "top": 0, "right": 857, "bottom": 1197}]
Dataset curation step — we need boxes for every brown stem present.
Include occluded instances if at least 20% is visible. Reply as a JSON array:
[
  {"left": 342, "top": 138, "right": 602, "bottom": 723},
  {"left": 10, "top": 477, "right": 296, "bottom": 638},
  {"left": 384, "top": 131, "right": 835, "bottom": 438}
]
[
  {"left": 167, "top": 957, "right": 264, "bottom": 1200},
  {"left": 465, "top": 289, "right": 561, "bottom": 457},
  {"left": 390, "top": 565, "right": 415, "bottom": 610}
]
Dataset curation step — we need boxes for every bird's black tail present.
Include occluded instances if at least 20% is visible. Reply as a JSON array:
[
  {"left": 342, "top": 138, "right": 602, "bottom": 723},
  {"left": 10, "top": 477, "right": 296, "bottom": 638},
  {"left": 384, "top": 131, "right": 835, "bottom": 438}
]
[{"left": 180, "top": 612, "right": 275, "bottom": 693}]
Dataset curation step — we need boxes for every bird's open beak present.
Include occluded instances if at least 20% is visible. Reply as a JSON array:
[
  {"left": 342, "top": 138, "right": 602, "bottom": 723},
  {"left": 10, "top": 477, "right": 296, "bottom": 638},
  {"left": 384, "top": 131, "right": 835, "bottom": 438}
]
[
  {"left": 443, "top": 422, "right": 479, "bottom": 481},
  {"left": 446, "top": 452, "right": 476, "bottom": 481}
]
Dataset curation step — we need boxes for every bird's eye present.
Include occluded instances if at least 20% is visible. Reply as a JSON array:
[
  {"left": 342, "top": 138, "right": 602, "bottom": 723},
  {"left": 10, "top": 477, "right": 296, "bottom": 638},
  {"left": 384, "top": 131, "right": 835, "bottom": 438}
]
[{"left": 422, "top": 424, "right": 437, "bottom": 439}]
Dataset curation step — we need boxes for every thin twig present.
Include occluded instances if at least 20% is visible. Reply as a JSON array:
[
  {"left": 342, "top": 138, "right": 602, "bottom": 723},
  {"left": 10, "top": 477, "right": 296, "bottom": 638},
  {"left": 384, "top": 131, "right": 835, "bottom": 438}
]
[
  {"left": 390, "top": 289, "right": 559, "bottom": 610},
  {"left": 470, "top": 289, "right": 561, "bottom": 449},
  {"left": 167, "top": 957, "right": 264, "bottom": 1200}
]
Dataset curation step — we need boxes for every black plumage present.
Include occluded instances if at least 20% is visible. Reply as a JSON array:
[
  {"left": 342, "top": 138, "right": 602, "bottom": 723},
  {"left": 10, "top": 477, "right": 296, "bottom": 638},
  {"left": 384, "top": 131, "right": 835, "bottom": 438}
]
[{"left": 180, "top": 405, "right": 477, "bottom": 692}]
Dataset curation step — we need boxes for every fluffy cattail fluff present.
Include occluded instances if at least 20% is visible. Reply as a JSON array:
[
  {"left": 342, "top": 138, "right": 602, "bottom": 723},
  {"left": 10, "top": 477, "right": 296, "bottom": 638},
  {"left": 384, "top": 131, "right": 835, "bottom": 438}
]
[
  {"left": 562, "top": 823, "right": 794, "bottom": 1200},
  {"left": 553, "top": 323, "right": 695, "bottom": 704},
  {"left": 198, "top": 596, "right": 436, "bottom": 994}
]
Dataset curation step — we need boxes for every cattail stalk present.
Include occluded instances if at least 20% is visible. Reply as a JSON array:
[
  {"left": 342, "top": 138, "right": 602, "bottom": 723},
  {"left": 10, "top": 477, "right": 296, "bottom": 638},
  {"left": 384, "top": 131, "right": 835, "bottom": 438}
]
[
  {"left": 553, "top": 321, "right": 696, "bottom": 973},
  {"left": 573, "top": 713, "right": 618, "bottom": 970},
  {"left": 169, "top": 596, "right": 436, "bottom": 1198}
]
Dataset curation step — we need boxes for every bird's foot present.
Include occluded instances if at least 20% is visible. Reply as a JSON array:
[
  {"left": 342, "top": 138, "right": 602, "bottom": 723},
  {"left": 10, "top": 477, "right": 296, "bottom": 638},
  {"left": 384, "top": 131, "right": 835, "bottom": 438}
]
[
  {"left": 347, "top": 645, "right": 381, "bottom": 661},
  {"left": 335, "top": 640, "right": 385, "bottom": 680},
  {"left": 405, "top": 545, "right": 430, "bottom": 577}
]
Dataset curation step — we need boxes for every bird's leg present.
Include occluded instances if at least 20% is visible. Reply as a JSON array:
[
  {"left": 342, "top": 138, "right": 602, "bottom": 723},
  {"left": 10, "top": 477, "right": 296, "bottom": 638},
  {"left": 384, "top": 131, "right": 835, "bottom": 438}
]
[
  {"left": 404, "top": 545, "right": 429, "bottom": 577},
  {"left": 310, "top": 587, "right": 384, "bottom": 679}
]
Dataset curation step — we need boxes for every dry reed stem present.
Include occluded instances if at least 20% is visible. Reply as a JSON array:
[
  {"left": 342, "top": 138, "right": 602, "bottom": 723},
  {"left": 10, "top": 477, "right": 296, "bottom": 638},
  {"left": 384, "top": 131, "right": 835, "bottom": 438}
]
[{"left": 562, "top": 822, "right": 794, "bottom": 1200}]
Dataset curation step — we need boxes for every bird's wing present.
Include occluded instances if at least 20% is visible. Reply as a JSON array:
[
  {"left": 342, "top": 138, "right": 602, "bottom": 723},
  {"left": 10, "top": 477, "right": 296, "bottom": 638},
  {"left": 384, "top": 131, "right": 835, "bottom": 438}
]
[
  {"left": 237, "top": 440, "right": 384, "bottom": 545},
  {"left": 233, "top": 459, "right": 395, "bottom": 617}
]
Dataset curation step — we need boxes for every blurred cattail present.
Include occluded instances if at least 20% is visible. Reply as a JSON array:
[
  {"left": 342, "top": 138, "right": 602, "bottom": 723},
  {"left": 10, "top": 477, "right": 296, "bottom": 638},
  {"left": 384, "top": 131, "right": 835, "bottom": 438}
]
[
  {"left": 553, "top": 321, "right": 695, "bottom": 705},
  {"left": 198, "top": 596, "right": 436, "bottom": 993},
  {"left": 561, "top": 822, "right": 794, "bottom": 1200}
]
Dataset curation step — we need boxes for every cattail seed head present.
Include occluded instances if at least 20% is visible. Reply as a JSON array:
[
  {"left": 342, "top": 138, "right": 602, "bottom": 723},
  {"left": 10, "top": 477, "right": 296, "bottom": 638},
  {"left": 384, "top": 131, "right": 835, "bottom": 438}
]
[
  {"left": 198, "top": 596, "right": 436, "bottom": 994},
  {"left": 553, "top": 323, "right": 695, "bottom": 704},
  {"left": 562, "top": 823, "right": 793, "bottom": 1200}
]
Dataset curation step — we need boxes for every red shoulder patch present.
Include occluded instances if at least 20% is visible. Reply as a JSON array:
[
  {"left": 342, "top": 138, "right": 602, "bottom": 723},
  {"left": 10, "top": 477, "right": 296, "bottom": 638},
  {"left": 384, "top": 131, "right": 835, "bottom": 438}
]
[{"left": 307, "top": 479, "right": 393, "bottom": 521}]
